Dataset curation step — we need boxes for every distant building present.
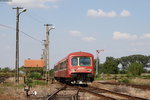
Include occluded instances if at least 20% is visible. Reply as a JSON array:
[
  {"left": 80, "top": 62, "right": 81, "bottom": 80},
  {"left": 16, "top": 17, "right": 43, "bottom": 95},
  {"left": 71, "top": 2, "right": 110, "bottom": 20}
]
[{"left": 24, "top": 59, "right": 45, "bottom": 68}]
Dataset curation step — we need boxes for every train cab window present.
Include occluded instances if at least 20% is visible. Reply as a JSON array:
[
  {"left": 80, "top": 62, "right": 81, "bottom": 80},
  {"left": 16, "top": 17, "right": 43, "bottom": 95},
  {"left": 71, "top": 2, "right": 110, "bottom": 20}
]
[
  {"left": 71, "top": 57, "right": 78, "bottom": 66},
  {"left": 79, "top": 57, "right": 91, "bottom": 66},
  {"left": 71, "top": 56, "right": 91, "bottom": 66}
]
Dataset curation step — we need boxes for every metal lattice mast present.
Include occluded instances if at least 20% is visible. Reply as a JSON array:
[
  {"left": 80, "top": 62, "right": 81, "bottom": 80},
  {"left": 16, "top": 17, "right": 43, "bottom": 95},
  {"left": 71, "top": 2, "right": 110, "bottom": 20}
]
[{"left": 44, "top": 24, "right": 55, "bottom": 82}]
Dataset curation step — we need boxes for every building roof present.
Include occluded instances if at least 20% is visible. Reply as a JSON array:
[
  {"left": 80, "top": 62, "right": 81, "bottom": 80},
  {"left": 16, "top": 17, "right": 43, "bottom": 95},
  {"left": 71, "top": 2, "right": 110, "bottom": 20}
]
[{"left": 24, "top": 59, "right": 45, "bottom": 67}]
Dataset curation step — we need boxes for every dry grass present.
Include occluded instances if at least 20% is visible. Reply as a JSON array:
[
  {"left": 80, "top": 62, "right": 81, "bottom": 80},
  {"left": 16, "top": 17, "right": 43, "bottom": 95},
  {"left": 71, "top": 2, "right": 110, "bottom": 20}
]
[
  {"left": 91, "top": 81, "right": 150, "bottom": 99},
  {"left": 128, "top": 87, "right": 150, "bottom": 99},
  {"left": 0, "top": 77, "right": 62, "bottom": 100},
  {"left": 1, "top": 77, "right": 150, "bottom": 100},
  {"left": 130, "top": 78, "right": 150, "bottom": 86},
  {"left": 112, "top": 85, "right": 129, "bottom": 93}
]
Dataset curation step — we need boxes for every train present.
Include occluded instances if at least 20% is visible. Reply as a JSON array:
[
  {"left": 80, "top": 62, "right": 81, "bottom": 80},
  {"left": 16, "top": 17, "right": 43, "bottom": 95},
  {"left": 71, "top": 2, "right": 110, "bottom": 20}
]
[{"left": 54, "top": 51, "right": 94, "bottom": 84}]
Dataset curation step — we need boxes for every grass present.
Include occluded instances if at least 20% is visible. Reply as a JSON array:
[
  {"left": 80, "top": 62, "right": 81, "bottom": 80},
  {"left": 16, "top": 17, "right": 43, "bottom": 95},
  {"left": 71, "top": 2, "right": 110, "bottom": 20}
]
[
  {"left": 141, "top": 75, "right": 150, "bottom": 79},
  {"left": 29, "top": 80, "right": 47, "bottom": 87},
  {"left": 129, "top": 78, "right": 150, "bottom": 86},
  {"left": 95, "top": 73, "right": 150, "bottom": 85}
]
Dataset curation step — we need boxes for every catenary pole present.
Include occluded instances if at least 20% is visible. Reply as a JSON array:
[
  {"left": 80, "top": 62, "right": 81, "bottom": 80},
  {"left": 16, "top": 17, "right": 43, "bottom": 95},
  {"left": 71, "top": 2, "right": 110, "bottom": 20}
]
[
  {"left": 44, "top": 24, "right": 55, "bottom": 83},
  {"left": 13, "top": 7, "right": 26, "bottom": 84}
]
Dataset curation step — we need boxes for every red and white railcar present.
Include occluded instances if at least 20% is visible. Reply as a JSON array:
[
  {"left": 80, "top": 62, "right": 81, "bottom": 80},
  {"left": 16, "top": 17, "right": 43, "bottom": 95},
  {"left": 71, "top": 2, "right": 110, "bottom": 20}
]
[{"left": 54, "top": 52, "right": 94, "bottom": 84}]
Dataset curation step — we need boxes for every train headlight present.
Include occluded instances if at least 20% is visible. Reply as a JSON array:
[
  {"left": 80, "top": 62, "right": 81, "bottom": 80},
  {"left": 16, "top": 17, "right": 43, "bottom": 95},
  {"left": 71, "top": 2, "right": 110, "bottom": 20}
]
[{"left": 87, "top": 69, "right": 92, "bottom": 72}]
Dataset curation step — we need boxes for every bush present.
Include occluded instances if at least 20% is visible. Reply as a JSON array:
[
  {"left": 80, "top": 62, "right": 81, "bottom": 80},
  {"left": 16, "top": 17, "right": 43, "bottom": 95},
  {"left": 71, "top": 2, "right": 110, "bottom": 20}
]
[
  {"left": 118, "top": 77, "right": 130, "bottom": 84},
  {"left": 127, "top": 62, "right": 143, "bottom": 76},
  {"left": 28, "top": 72, "right": 42, "bottom": 80}
]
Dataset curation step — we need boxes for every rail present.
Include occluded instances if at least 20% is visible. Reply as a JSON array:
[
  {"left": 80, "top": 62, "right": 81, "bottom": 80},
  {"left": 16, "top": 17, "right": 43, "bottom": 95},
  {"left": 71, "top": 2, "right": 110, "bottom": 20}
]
[
  {"left": 46, "top": 85, "right": 66, "bottom": 100},
  {"left": 66, "top": 84, "right": 148, "bottom": 100},
  {"left": 98, "top": 81, "right": 150, "bottom": 90}
]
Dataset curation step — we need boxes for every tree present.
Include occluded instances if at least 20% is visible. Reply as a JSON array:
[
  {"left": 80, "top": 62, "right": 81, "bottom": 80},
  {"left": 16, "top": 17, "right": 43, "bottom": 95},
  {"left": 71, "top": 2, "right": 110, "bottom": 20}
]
[
  {"left": 102, "top": 57, "right": 119, "bottom": 74},
  {"left": 2, "top": 67, "right": 11, "bottom": 72},
  {"left": 127, "top": 62, "right": 143, "bottom": 76},
  {"left": 118, "top": 55, "right": 150, "bottom": 73}
]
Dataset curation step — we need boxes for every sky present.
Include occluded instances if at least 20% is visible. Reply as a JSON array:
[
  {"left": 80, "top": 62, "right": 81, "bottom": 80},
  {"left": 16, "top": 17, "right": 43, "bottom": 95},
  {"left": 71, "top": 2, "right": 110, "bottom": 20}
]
[{"left": 0, "top": 0, "right": 150, "bottom": 69}]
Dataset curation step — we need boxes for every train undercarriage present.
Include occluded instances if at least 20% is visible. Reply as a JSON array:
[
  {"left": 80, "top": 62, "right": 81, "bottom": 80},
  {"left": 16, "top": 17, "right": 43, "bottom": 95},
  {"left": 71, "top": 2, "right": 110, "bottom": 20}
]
[{"left": 55, "top": 73, "right": 94, "bottom": 84}]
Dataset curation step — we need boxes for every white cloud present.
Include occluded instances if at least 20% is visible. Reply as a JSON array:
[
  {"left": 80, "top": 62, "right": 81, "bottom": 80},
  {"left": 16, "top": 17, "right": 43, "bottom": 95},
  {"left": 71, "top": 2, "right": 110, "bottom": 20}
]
[
  {"left": 8, "top": 0, "right": 60, "bottom": 8},
  {"left": 87, "top": 9, "right": 117, "bottom": 17},
  {"left": 87, "top": 9, "right": 131, "bottom": 18},
  {"left": 82, "top": 37, "right": 96, "bottom": 42},
  {"left": 140, "top": 33, "right": 150, "bottom": 39},
  {"left": 113, "top": 32, "right": 138, "bottom": 40},
  {"left": 113, "top": 32, "right": 150, "bottom": 40},
  {"left": 69, "top": 30, "right": 82, "bottom": 37},
  {"left": 120, "top": 10, "right": 131, "bottom": 17},
  {"left": 69, "top": 30, "right": 96, "bottom": 42}
]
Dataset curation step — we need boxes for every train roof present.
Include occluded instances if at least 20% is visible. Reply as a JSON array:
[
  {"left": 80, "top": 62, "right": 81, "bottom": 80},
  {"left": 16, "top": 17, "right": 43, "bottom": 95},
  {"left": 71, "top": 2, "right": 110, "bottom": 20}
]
[
  {"left": 54, "top": 51, "right": 93, "bottom": 66},
  {"left": 68, "top": 51, "right": 93, "bottom": 57}
]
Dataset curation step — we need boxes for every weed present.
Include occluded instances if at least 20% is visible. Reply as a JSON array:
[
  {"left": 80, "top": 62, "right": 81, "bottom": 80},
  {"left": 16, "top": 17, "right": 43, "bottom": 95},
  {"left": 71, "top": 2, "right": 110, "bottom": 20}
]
[{"left": 118, "top": 77, "right": 130, "bottom": 84}]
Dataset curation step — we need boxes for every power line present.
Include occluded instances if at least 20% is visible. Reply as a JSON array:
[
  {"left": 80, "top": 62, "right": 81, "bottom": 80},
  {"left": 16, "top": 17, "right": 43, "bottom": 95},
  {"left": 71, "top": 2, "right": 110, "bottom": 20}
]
[
  {"left": 0, "top": 24, "right": 42, "bottom": 43},
  {"left": 20, "top": 30, "right": 43, "bottom": 43},
  {"left": 27, "top": 13, "right": 44, "bottom": 24},
  {"left": 27, "top": 11, "right": 52, "bottom": 25}
]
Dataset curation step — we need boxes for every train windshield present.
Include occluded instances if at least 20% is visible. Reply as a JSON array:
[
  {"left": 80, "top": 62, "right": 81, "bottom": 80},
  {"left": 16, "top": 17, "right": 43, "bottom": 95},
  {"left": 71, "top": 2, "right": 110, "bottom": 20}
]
[{"left": 71, "top": 56, "right": 91, "bottom": 66}]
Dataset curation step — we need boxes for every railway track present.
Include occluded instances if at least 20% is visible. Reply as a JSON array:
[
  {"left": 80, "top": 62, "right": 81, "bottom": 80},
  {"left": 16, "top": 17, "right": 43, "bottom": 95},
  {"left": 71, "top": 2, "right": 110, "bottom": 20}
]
[
  {"left": 98, "top": 81, "right": 150, "bottom": 90},
  {"left": 46, "top": 85, "right": 66, "bottom": 100},
  {"left": 78, "top": 86, "right": 148, "bottom": 100},
  {"left": 46, "top": 85, "right": 79, "bottom": 100},
  {"left": 49, "top": 85, "right": 148, "bottom": 100}
]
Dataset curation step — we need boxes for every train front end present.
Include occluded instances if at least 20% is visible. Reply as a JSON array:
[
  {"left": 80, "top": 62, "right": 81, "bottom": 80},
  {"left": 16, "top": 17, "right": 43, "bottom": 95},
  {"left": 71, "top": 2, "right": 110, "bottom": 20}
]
[{"left": 68, "top": 52, "right": 94, "bottom": 84}]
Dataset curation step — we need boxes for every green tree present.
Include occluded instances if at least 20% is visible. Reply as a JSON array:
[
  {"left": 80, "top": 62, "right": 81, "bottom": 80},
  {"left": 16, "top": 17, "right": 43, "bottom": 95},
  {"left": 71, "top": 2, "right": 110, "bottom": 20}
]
[
  {"left": 127, "top": 62, "right": 143, "bottom": 76},
  {"left": 118, "top": 55, "right": 150, "bottom": 73},
  {"left": 102, "top": 57, "right": 119, "bottom": 74},
  {"left": 2, "top": 67, "right": 11, "bottom": 72}
]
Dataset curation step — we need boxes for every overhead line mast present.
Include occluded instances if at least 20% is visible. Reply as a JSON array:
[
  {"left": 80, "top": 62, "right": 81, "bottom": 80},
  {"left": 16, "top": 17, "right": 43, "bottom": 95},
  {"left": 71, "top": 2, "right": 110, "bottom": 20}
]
[{"left": 44, "top": 24, "right": 55, "bottom": 83}]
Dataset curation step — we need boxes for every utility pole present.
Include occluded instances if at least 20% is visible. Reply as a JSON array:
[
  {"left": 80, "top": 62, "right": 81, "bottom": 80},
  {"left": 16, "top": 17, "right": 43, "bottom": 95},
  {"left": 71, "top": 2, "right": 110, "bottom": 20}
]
[
  {"left": 44, "top": 24, "right": 55, "bottom": 83},
  {"left": 13, "top": 7, "right": 26, "bottom": 84},
  {"left": 96, "top": 49, "right": 104, "bottom": 78}
]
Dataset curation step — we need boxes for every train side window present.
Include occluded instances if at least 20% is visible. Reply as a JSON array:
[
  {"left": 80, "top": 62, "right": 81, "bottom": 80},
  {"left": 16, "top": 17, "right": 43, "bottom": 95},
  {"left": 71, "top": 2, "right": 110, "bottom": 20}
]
[
  {"left": 64, "top": 61, "right": 67, "bottom": 69},
  {"left": 71, "top": 57, "right": 78, "bottom": 66},
  {"left": 54, "top": 65, "right": 58, "bottom": 71},
  {"left": 60, "top": 63, "right": 63, "bottom": 70}
]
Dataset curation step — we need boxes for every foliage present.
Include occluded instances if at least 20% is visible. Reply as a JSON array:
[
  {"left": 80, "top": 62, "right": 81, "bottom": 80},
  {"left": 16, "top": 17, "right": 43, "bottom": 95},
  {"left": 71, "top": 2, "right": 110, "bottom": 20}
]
[
  {"left": 118, "top": 77, "right": 130, "bottom": 84},
  {"left": 100, "top": 57, "right": 119, "bottom": 74},
  {"left": 27, "top": 72, "right": 42, "bottom": 80},
  {"left": 141, "top": 75, "right": 150, "bottom": 79},
  {"left": 118, "top": 55, "right": 150, "bottom": 71},
  {"left": 127, "top": 62, "right": 143, "bottom": 76},
  {"left": 49, "top": 69, "right": 54, "bottom": 77},
  {"left": 0, "top": 67, "right": 14, "bottom": 77},
  {"left": 0, "top": 67, "right": 13, "bottom": 72},
  {"left": 23, "top": 67, "right": 44, "bottom": 75},
  {"left": 31, "top": 80, "right": 47, "bottom": 86},
  {"left": 24, "top": 77, "right": 46, "bottom": 87}
]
